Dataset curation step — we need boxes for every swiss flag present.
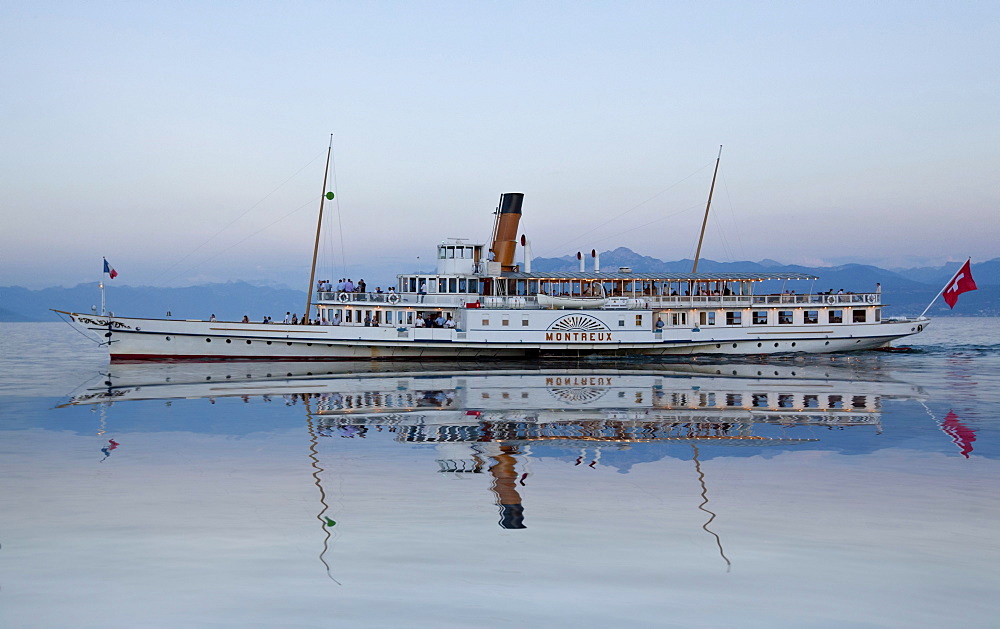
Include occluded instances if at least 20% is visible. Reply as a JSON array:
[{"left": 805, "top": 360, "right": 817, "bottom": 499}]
[{"left": 943, "top": 259, "right": 977, "bottom": 308}]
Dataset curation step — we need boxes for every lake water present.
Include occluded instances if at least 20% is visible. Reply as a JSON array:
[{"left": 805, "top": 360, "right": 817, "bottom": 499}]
[{"left": 1, "top": 319, "right": 999, "bottom": 628}]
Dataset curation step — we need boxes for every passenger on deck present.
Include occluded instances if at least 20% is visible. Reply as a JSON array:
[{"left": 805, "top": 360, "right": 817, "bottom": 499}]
[
  {"left": 284, "top": 312, "right": 291, "bottom": 324},
  {"left": 345, "top": 279, "right": 355, "bottom": 292},
  {"left": 242, "top": 315, "right": 250, "bottom": 323},
  {"left": 332, "top": 312, "right": 341, "bottom": 325},
  {"left": 209, "top": 314, "right": 216, "bottom": 322},
  {"left": 414, "top": 315, "right": 425, "bottom": 327},
  {"left": 435, "top": 313, "right": 447, "bottom": 328},
  {"left": 358, "top": 279, "right": 366, "bottom": 293},
  {"left": 444, "top": 315, "right": 456, "bottom": 329}
]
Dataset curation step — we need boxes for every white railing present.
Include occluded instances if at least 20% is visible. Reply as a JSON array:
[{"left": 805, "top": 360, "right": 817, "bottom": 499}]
[{"left": 318, "top": 291, "right": 882, "bottom": 309}]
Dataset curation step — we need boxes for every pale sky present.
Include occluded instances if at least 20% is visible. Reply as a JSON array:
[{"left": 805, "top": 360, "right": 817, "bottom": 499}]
[{"left": 2, "top": 1, "right": 998, "bottom": 289}]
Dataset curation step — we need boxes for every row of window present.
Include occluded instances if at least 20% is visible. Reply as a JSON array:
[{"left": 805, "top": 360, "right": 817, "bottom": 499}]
[
  {"left": 663, "top": 392, "right": 877, "bottom": 409},
  {"left": 479, "top": 315, "right": 647, "bottom": 327},
  {"left": 401, "top": 276, "right": 481, "bottom": 294},
  {"left": 689, "top": 309, "right": 878, "bottom": 327}
]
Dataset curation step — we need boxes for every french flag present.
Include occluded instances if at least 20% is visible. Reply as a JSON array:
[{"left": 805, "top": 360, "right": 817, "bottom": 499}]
[{"left": 103, "top": 258, "right": 118, "bottom": 279}]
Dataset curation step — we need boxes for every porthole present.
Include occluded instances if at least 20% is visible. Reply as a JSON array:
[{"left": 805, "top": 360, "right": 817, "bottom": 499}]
[
  {"left": 716, "top": 344, "right": 721, "bottom": 348},
  {"left": 266, "top": 341, "right": 272, "bottom": 345},
  {"left": 732, "top": 343, "right": 738, "bottom": 348},
  {"left": 774, "top": 342, "right": 779, "bottom": 347},
  {"left": 225, "top": 339, "right": 232, "bottom": 344},
  {"left": 307, "top": 343, "right": 313, "bottom": 346},
  {"left": 791, "top": 342, "right": 796, "bottom": 347},
  {"left": 825, "top": 341, "right": 830, "bottom": 345},
  {"left": 287, "top": 342, "right": 292, "bottom": 346},
  {"left": 206, "top": 338, "right": 212, "bottom": 342},
  {"left": 225, "top": 375, "right": 231, "bottom": 379},
  {"left": 757, "top": 371, "right": 762, "bottom": 376},
  {"left": 757, "top": 342, "right": 762, "bottom": 348},
  {"left": 732, "top": 370, "right": 738, "bottom": 375},
  {"left": 716, "top": 369, "right": 722, "bottom": 374},
  {"left": 246, "top": 340, "right": 252, "bottom": 344},
  {"left": 165, "top": 336, "right": 171, "bottom": 341}
]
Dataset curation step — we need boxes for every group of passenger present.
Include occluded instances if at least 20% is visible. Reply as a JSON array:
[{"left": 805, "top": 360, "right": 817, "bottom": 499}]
[{"left": 413, "top": 312, "right": 455, "bottom": 328}]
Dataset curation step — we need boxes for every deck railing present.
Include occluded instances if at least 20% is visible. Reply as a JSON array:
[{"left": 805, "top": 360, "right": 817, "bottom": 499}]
[{"left": 317, "top": 291, "right": 881, "bottom": 309}]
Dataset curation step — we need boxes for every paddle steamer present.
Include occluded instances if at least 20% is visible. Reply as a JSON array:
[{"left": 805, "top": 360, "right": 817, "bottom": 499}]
[{"left": 59, "top": 189, "right": 928, "bottom": 360}]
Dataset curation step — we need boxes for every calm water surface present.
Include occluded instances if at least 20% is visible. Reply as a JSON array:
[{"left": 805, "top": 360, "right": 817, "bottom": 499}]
[{"left": 1, "top": 319, "right": 998, "bottom": 628}]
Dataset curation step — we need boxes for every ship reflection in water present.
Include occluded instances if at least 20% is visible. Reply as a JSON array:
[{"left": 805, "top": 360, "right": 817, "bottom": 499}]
[{"left": 68, "top": 359, "right": 924, "bottom": 545}]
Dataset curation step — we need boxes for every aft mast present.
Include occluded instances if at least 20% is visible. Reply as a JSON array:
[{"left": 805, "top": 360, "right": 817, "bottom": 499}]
[
  {"left": 305, "top": 135, "right": 334, "bottom": 322},
  {"left": 691, "top": 145, "right": 722, "bottom": 274}
]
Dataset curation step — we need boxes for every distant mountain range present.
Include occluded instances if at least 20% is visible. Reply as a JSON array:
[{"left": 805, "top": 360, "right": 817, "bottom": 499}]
[{"left": 2, "top": 252, "right": 997, "bottom": 322}]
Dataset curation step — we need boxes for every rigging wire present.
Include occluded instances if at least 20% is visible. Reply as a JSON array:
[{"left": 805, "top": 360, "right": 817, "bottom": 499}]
[
  {"left": 581, "top": 200, "right": 705, "bottom": 249},
  {"left": 151, "top": 150, "right": 326, "bottom": 285},
  {"left": 538, "top": 161, "right": 713, "bottom": 258},
  {"left": 719, "top": 168, "right": 747, "bottom": 262},
  {"left": 161, "top": 195, "right": 319, "bottom": 285}
]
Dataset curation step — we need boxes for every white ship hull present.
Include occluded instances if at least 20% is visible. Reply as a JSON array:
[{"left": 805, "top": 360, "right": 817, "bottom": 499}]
[{"left": 59, "top": 310, "right": 928, "bottom": 361}]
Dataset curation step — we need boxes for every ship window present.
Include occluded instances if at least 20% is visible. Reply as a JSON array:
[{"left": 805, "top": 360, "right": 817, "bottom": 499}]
[
  {"left": 386, "top": 311, "right": 393, "bottom": 324},
  {"left": 804, "top": 394, "right": 819, "bottom": 408},
  {"left": 502, "top": 319, "right": 509, "bottom": 326},
  {"left": 778, "top": 394, "right": 794, "bottom": 408},
  {"left": 407, "top": 312, "right": 414, "bottom": 325},
  {"left": 469, "top": 279, "right": 479, "bottom": 293},
  {"left": 459, "top": 278, "right": 467, "bottom": 292},
  {"left": 635, "top": 315, "right": 643, "bottom": 326},
  {"left": 875, "top": 308, "right": 881, "bottom": 322},
  {"left": 726, "top": 394, "right": 742, "bottom": 407},
  {"left": 438, "top": 247, "right": 446, "bottom": 259},
  {"left": 829, "top": 309, "right": 843, "bottom": 323},
  {"left": 853, "top": 309, "right": 867, "bottom": 323},
  {"left": 852, "top": 396, "right": 868, "bottom": 409},
  {"left": 778, "top": 310, "right": 793, "bottom": 324},
  {"left": 726, "top": 311, "right": 742, "bottom": 326},
  {"left": 671, "top": 312, "right": 687, "bottom": 326},
  {"left": 522, "top": 319, "right": 529, "bottom": 326},
  {"left": 804, "top": 310, "right": 819, "bottom": 324},
  {"left": 699, "top": 312, "right": 716, "bottom": 326},
  {"left": 753, "top": 311, "right": 768, "bottom": 325},
  {"left": 482, "top": 318, "right": 489, "bottom": 326},
  {"left": 619, "top": 319, "right": 625, "bottom": 327},
  {"left": 752, "top": 394, "right": 768, "bottom": 408},
  {"left": 448, "top": 247, "right": 455, "bottom": 259},
  {"left": 828, "top": 395, "right": 844, "bottom": 408},
  {"left": 439, "top": 278, "right": 447, "bottom": 292}
]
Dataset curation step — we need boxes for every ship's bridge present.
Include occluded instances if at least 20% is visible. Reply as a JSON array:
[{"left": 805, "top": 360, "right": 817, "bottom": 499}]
[{"left": 435, "top": 239, "right": 487, "bottom": 275}]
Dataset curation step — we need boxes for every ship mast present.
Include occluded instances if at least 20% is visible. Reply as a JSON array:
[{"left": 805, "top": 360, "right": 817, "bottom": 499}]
[
  {"left": 691, "top": 145, "right": 723, "bottom": 274},
  {"left": 305, "top": 135, "right": 334, "bottom": 322}
]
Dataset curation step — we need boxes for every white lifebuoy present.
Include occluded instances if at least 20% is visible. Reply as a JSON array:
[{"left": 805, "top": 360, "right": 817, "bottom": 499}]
[
  {"left": 826, "top": 295, "right": 836, "bottom": 304},
  {"left": 866, "top": 294, "right": 877, "bottom": 303},
  {"left": 338, "top": 292, "right": 350, "bottom": 303},
  {"left": 387, "top": 293, "right": 400, "bottom": 304}
]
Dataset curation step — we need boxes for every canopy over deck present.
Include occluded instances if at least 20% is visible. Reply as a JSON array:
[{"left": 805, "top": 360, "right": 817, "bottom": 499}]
[{"left": 500, "top": 271, "right": 819, "bottom": 282}]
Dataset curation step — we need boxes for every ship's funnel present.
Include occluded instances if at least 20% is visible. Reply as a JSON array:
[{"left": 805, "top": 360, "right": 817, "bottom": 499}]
[{"left": 489, "top": 192, "right": 523, "bottom": 272}]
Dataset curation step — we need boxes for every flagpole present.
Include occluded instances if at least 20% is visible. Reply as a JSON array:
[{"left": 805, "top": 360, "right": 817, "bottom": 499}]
[
  {"left": 918, "top": 258, "right": 969, "bottom": 319},
  {"left": 101, "top": 258, "right": 107, "bottom": 316}
]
